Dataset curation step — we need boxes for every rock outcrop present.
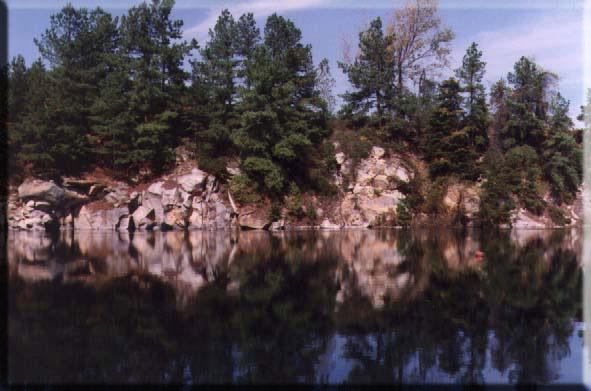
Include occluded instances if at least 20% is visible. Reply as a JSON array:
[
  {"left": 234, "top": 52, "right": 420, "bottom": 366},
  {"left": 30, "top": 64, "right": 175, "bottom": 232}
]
[
  {"left": 333, "top": 146, "right": 411, "bottom": 227},
  {"left": 8, "top": 165, "right": 236, "bottom": 231},
  {"left": 7, "top": 146, "right": 584, "bottom": 231}
]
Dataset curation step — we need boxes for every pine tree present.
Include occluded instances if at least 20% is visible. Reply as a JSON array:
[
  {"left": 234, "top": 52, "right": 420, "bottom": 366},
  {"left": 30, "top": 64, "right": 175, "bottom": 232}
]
[
  {"left": 232, "top": 13, "right": 330, "bottom": 195},
  {"left": 424, "top": 78, "right": 476, "bottom": 179},
  {"left": 339, "top": 17, "right": 394, "bottom": 123},
  {"left": 13, "top": 60, "right": 54, "bottom": 175},
  {"left": 542, "top": 93, "right": 582, "bottom": 203},
  {"left": 234, "top": 12, "right": 260, "bottom": 85},
  {"left": 455, "top": 42, "right": 489, "bottom": 152},
  {"left": 7, "top": 55, "right": 28, "bottom": 171},
  {"left": 191, "top": 9, "right": 239, "bottom": 178},
  {"left": 33, "top": 4, "right": 116, "bottom": 174},
  {"left": 503, "top": 56, "right": 556, "bottom": 150},
  {"left": 119, "top": 0, "right": 194, "bottom": 175}
]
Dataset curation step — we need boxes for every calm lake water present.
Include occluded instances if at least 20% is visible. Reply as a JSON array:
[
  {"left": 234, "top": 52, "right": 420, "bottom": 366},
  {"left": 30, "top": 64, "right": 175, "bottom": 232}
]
[{"left": 7, "top": 228, "right": 585, "bottom": 385}]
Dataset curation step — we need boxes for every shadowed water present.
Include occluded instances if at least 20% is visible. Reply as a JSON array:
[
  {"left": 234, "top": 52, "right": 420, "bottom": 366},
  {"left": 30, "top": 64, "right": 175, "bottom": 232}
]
[{"left": 7, "top": 228, "right": 584, "bottom": 385}]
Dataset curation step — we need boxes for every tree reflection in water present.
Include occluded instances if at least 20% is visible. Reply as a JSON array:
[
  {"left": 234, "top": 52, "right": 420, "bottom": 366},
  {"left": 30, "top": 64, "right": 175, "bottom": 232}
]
[{"left": 7, "top": 229, "right": 583, "bottom": 385}]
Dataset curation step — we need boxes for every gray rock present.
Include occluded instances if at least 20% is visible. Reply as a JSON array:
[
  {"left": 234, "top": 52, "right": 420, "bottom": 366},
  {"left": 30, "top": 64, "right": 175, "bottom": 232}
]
[
  {"left": 320, "top": 219, "right": 341, "bottom": 230},
  {"left": 74, "top": 204, "right": 128, "bottom": 230},
  {"left": 239, "top": 214, "right": 269, "bottom": 230},
  {"left": 371, "top": 146, "right": 385, "bottom": 159},
  {"left": 177, "top": 168, "right": 207, "bottom": 193},
  {"left": 132, "top": 205, "right": 156, "bottom": 230},
  {"left": 18, "top": 179, "right": 65, "bottom": 205}
]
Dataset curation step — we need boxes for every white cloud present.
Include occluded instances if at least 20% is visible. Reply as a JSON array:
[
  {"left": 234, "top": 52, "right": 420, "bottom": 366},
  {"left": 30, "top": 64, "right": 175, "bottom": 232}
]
[{"left": 183, "top": 0, "right": 329, "bottom": 41}]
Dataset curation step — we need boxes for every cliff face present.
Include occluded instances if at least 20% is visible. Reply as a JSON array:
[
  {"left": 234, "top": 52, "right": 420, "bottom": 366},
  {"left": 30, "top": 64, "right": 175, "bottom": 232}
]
[
  {"left": 7, "top": 146, "right": 585, "bottom": 231},
  {"left": 8, "top": 163, "right": 235, "bottom": 231}
]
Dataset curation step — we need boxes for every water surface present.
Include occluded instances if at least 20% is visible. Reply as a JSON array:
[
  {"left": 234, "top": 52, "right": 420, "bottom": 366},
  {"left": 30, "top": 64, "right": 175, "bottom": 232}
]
[{"left": 7, "top": 228, "right": 584, "bottom": 385}]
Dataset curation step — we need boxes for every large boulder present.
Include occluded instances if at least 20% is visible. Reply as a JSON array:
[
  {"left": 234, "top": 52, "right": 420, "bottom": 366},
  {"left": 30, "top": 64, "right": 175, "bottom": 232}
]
[
  {"left": 132, "top": 205, "right": 156, "bottom": 230},
  {"left": 163, "top": 209, "right": 187, "bottom": 230},
  {"left": 74, "top": 202, "right": 128, "bottom": 230},
  {"left": 177, "top": 169, "right": 208, "bottom": 193},
  {"left": 320, "top": 219, "right": 341, "bottom": 230},
  {"left": 141, "top": 193, "right": 165, "bottom": 223},
  {"left": 238, "top": 206, "right": 269, "bottom": 230},
  {"left": 18, "top": 179, "right": 65, "bottom": 205}
]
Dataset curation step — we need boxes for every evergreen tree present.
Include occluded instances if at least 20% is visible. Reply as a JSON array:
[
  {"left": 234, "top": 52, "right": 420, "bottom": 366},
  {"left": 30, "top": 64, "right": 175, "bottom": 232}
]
[
  {"left": 424, "top": 78, "right": 476, "bottom": 179},
  {"left": 119, "top": 0, "right": 194, "bottom": 175},
  {"left": 234, "top": 12, "right": 260, "bottom": 85},
  {"left": 191, "top": 9, "right": 239, "bottom": 178},
  {"left": 542, "top": 93, "right": 582, "bottom": 203},
  {"left": 489, "top": 78, "right": 509, "bottom": 153},
  {"left": 502, "top": 56, "right": 556, "bottom": 150},
  {"left": 316, "top": 58, "right": 336, "bottom": 115},
  {"left": 455, "top": 42, "right": 489, "bottom": 152},
  {"left": 13, "top": 60, "right": 54, "bottom": 175},
  {"left": 339, "top": 17, "right": 394, "bottom": 123},
  {"left": 34, "top": 5, "right": 118, "bottom": 174},
  {"left": 7, "top": 55, "right": 28, "bottom": 170},
  {"left": 232, "top": 13, "right": 330, "bottom": 195}
]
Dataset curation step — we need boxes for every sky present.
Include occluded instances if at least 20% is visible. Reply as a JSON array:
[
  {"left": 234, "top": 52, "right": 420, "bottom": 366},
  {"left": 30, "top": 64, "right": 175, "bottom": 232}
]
[{"left": 5, "top": 0, "right": 586, "bottom": 123}]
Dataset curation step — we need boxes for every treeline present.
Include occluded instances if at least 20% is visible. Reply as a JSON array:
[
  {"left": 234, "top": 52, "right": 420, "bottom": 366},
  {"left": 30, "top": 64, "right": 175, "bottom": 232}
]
[
  {"left": 337, "top": 0, "right": 583, "bottom": 224},
  {"left": 5, "top": 0, "right": 584, "bottom": 225},
  {"left": 7, "top": 0, "right": 335, "bottom": 198}
]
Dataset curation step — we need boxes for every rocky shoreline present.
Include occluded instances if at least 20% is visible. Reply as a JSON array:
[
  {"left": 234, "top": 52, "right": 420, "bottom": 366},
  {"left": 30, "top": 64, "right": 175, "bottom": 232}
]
[{"left": 7, "top": 146, "right": 585, "bottom": 231}]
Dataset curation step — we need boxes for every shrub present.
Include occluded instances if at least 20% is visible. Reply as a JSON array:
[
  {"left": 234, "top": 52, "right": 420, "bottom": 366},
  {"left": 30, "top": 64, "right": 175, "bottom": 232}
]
[
  {"left": 304, "top": 200, "right": 317, "bottom": 222},
  {"left": 396, "top": 201, "right": 412, "bottom": 226},
  {"left": 548, "top": 205, "right": 571, "bottom": 226},
  {"left": 285, "top": 182, "right": 305, "bottom": 218},
  {"left": 228, "top": 175, "right": 261, "bottom": 205},
  {"left": 268, "top": 204, "right": 282, "bottom": 222},
  {"left": 392, "top": 176, "right": 424, "bottom": 212},
  {"left": 424, "top": 178, "right": 447, "bottom": 215}
]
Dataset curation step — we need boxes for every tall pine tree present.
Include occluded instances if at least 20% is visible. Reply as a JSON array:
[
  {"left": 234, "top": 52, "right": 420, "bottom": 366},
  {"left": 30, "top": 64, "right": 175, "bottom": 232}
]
[
  {"left": 339, "top": 17, "right": 394, "bottom": 124},
  {"left": 455, "top": 42, "right": 489, "bottom": 152}
]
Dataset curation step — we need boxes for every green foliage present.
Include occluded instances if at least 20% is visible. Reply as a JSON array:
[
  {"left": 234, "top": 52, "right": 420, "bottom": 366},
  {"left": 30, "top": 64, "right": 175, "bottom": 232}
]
[
  {"left": 396, "top": 201, "right": 412, "bottom": 226},
  {"left": 338, "top": 17, "right": 394, "bottom": 122},
  {"left": 504, "top": 146, "right": 545, "bottom": 215},
  {"left": 477, "top": 146, "right": 544, "bottom": 225},
  {"left": 424, "top": 78, "right": 479, "bottom": 180},
  {"left": 501, "top": 56, "right": 556, "bottom": 150},
  {"left": 268, "top": 204, "right": 282, "bottom": 222},
  {"left": 228, "top": 174, "right": 261, "bottom": 205},
  {"left": 542, "top": 94, "right": 582, "bottom": 203},
  {"left": 304, "top": 200, "right": 317, "bottom": 222},
  {"left": 285, "top": 182, "right": 304, "bottom": 218},
  {"left": 548, "top": 205, "right": 570, "bottom": 226},
  {"left": 455, "top": 42, "right": 489, "bottom": 153},
  {"left": 423, "top": 177, "right": 447, "bottom": 215},
  {"left": 392, "top": 175, "right": 424, "bottom": 213}
]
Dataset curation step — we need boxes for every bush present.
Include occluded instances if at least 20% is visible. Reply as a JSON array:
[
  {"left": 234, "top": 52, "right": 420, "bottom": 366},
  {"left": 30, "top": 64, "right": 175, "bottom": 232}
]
[
  {"left": 228, "top": 175, "right": 261, "bottom": 205},
  {"left": 548, "top": 205, "right": 571, "bottom": 226},
  {"left": 268, "top": 204, "right": 282, "bottom": 222},
  {"left": 304, "top": 200, "right": 317, "bottom": 222},
  {"left": 391, "top": 176, "right": 424, "bottom": 212},
  {"left": 285, "top": 182, "right": 304, "bottom": 218},
  {"left": 424, "top": 178, "right": 447, "bottom": 215},
  {"left": 197, "top": 155, "right": 229, "bottom": 182},
  {"left": 396, "top": 201, "right": 412, "bottom": 226}
]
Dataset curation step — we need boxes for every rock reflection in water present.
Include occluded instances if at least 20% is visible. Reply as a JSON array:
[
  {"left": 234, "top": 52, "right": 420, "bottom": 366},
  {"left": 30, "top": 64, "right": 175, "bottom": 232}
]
[{"left": 7, "top": 228, "right": 583, "bottom": 384}]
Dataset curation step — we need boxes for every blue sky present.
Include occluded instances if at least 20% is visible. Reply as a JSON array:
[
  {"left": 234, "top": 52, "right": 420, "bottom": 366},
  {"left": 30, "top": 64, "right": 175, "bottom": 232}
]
[{"left": 5, "top": 0, "right": 585, "bottom": 122}]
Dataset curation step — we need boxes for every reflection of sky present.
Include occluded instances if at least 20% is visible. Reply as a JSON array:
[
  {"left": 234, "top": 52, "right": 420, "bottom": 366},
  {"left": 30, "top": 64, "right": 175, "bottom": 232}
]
[
  {"left": 311, "top": 324, "right": 583, "bottom": 384},
  {"left": 7, "top": 2, "right": 583, "bottom": 124}
]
